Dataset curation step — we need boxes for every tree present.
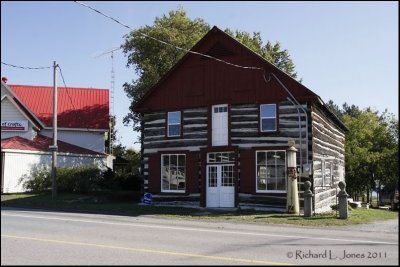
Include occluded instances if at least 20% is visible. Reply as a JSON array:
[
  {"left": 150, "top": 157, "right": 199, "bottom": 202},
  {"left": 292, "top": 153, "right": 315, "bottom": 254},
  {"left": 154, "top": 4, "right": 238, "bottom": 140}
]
[
  {"left": 121, "top": 8, "right": 209, "bottom": 132},
  {"left": 104, "top": 115, "right": 126, "bottom": 156},
  {"left": 328, "top": 101, "right": 399, "bottom": 201},
  {"left": 224, "top": 29, "right": 299, "bottom": 80},
  {"left": 121, "top": 8, "right": 301, "bottom": 132},
  {"left": 325, "top": 100, "right": 343, "bottom": 119},
  {"left": 104, "top": 115, "right": 116, "bottom": 154}
]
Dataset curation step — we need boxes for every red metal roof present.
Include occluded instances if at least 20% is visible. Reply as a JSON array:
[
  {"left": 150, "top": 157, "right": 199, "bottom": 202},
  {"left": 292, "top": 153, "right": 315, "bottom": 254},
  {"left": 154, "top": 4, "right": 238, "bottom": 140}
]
[
  {"left": 1, "top": 135, "right": 104, "bottom": 155},
  {"left": 8, "top": 84, "right": 109, "bottom": 129}
]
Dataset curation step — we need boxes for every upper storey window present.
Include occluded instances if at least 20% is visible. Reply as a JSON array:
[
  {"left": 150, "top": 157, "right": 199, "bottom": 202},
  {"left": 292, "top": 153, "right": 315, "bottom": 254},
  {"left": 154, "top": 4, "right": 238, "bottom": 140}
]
[
  {"left": 260, "top": 104, "right": 277, "bottom": 132},
  {"left": 167, "top": 111, "right": 181, "bottom": 137}
]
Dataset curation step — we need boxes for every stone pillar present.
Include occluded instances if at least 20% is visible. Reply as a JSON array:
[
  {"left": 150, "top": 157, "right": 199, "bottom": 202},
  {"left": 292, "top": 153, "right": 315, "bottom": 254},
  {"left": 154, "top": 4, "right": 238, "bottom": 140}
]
[
  {"left": 337, "top": 181, "right": 349, "bottom": 219},
  {"left": 303, "top": 181, "right": 313, "bottom": 217}
]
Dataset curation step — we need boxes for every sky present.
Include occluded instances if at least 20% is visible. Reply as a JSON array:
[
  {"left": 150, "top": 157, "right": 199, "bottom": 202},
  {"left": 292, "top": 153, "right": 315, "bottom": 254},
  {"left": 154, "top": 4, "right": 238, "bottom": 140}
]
[{"left": 1, "top": 1, "right": 398, "bottom": 151}]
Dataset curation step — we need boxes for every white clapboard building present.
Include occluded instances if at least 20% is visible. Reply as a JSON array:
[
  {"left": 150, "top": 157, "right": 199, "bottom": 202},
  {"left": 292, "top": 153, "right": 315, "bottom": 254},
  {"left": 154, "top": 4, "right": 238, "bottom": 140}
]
[{"left": 1, "top": 79, "right": 112, "bottom": 193}]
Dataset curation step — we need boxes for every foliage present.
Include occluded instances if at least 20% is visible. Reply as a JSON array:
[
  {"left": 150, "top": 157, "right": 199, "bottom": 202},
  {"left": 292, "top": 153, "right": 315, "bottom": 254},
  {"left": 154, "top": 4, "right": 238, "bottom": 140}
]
[
  {"left": 326, "top": 101, "right": 399, "bottom": 199},
  {"left": 105, "top": 115, "right": 118, "bottom": 154},
  {"left": 121, "top": 7, "right": 301, "bottom": 132},
  {"left": 224, "top": 29, "right": 299, "bottom": 80},
  {"left": 111, "top": 147, "right": 142, "bottom": 191},
  {"left": 330, "top": 203, "right": 356, "bottom": 210},
  {"left": 112, "top": 143, "right": 127, "bottom": 158},
  {"left": 19, "top": 164, "right": 51, "bottom": 192},
  {"left": 19, "top": 164, "right": 141, "bottom": 194},
  {"left": 56, "top": 165, "right": 103, "bottom": 194},
  {"left": 122, "top": 8, "right": 210, "bottom": 132},
  {"left": 98, "top": 168, "right": 141, "bottom": 192}
]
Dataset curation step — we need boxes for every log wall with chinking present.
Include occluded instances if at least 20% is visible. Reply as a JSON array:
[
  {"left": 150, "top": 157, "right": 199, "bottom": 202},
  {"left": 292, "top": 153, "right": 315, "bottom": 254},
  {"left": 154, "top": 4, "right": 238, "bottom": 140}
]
[{"left": 311, "top": 104, "right": 346, "bottom": 213}]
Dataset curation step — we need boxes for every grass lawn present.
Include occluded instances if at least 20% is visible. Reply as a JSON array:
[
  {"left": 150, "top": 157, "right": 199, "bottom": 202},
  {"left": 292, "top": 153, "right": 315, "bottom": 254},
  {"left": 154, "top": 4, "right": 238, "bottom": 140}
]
[{"left": 1, "top": 192, "right": 398, "bottom": 227}]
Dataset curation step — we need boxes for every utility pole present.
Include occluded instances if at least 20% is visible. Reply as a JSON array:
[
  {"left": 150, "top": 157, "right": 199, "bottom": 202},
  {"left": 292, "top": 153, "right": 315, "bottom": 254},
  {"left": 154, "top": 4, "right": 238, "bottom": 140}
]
[{"left": 50, "top": 61, "right": 58, "bottom": 199}]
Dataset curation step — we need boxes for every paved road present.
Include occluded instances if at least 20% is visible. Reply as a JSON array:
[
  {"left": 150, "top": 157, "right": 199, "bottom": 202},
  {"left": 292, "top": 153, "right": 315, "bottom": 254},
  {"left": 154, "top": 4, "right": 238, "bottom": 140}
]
[{"left": 1, "top": 207, "right": 398, "bottom": 265}]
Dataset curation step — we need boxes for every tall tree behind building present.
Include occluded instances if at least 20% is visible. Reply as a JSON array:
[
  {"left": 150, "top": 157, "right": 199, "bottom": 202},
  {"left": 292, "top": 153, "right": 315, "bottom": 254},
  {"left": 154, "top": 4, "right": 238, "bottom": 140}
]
[
  {"left": 326, "top": 100, "right": 399, "bottom": 201},
  {"left": 121, "top": 8, "right": 300, "bottom": 132}
]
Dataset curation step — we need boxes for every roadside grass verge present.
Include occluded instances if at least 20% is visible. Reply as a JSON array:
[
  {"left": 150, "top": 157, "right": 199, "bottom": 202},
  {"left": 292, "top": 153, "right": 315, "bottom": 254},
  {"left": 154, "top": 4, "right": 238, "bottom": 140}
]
[{"left": 1, "top": 192, "right": 398, "bottom": 227}]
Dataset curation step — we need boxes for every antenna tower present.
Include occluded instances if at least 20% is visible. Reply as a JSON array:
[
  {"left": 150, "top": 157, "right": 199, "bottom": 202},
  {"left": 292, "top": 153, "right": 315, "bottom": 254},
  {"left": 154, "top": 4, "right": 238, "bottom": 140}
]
[
  {"left": 93, "top": 46, "right": 121, "bottom": 155},
  {"left": 110, "top": 51, "right": 115, "bottom": 116}
]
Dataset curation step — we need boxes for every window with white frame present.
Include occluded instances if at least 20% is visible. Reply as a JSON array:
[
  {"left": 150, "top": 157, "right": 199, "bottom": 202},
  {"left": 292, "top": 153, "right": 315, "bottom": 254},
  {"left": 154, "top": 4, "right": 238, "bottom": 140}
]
[
  {"left": 256, "top": 151, "right": 286, "bottom": 192},
  {"left": 213, "top": 106, "right": 228, "bottom": 113},
  {"left": 167, "top": 111, "right": 181, "bottom": 137},
  {"left": 207, "top": 152, "right": 235, "bottom": 163},
  {"left": 260, "top": 104, "right": 277, "bottom": 132},
  {"left": 161, "top": 154, "right": 186, "bottom": 192}
]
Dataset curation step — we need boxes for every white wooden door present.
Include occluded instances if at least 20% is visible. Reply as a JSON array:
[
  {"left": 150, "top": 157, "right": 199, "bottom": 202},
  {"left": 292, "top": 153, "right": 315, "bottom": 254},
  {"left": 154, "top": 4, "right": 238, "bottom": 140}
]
[
  {"left": 206, "top": 165, "right": 219, "bottom": 207},
  {"left": 212, "top": 104, "right": 228, "bottom": 146},
  {"left": 206, "top": 164, "right": 235, "bottom": 207}
]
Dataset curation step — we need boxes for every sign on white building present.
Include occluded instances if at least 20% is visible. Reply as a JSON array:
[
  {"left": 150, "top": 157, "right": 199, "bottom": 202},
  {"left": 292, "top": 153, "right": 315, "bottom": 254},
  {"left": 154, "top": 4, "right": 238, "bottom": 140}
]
[{"left": 1, "top": 120, "right": 28, "bottom": 131}]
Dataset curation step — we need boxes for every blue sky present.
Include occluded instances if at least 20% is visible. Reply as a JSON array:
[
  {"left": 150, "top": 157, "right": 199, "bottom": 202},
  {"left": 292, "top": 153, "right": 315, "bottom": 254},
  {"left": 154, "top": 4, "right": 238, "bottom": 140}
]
[{"left": 1, "top": 1, "right": 398, "bottom": 151}]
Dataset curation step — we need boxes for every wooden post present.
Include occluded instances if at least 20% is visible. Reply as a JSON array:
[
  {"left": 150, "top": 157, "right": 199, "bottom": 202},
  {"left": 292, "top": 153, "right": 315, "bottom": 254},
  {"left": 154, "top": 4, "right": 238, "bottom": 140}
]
[{"left": 51, "top": 61, "right": 58, "bottom": 199}]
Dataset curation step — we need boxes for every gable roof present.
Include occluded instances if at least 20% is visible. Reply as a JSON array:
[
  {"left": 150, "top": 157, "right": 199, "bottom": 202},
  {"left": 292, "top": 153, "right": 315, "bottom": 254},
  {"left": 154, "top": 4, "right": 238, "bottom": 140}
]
[
  {"left": 134, "top": 26, "right": 321, "bottom": 111},
  {"left": 2, "top": 82, "right": 44, "bottom": 129},
  {"left": 134, "top": 26, "right": 347, "bottom": 132},
  {"left": 1, "top": 94, "right": 41, "bottom": 130},
  {"left": 6, "top": 84, "right": 109, "bottom": 130},
  {"left": 1, "top": 134, "right": 104, "bottom": 155}
]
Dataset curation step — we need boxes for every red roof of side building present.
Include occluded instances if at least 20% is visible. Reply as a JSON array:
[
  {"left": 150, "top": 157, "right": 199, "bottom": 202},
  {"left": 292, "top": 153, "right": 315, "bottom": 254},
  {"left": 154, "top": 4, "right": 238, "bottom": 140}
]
[
  {"left": 8, "top": 84, "right": 109, "bottom": 130},
  {"left": 1, "top": 135, "right": 104, "bottom": 155}
]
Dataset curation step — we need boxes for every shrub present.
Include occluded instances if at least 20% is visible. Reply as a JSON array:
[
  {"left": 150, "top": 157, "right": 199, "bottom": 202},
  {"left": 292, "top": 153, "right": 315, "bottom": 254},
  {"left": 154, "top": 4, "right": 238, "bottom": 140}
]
[
  {"left": 348, "top": 202, "right": 359, "bottom": 209},
  {"left": 19, "top": 165, "right": 51, "bottom": 192},
  {"left": 330, "top": 203, "right": 355, "bottom": 211},
  {"left": 114, "top": 171, "right": 141, "bottom": 191},
  {"left": 19, "top": 164, "right": 141, "bottom": 195},
  {"left": 57, "top": 165, "right": 102, "bottom": 194}
]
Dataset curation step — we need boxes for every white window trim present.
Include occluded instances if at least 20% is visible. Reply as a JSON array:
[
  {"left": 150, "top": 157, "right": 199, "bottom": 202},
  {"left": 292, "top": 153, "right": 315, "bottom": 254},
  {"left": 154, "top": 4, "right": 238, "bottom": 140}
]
[
  {"left": 167, "top": 111, "right": 181, "bottom": 137},
  {"left": 255, "top": 150, "right": 287, "bottom": 193},
  {"left": 161, "top": 154, "right": 186, "bottom": 193},
  {"left": 207, "top": 151, "right": 235, "bottom": 163},
  {"left": 260, "top": 104, "right": 277, "bottom": 132},
  {"left": 213, "top": 104, "right": 228, "bottom": 114}
]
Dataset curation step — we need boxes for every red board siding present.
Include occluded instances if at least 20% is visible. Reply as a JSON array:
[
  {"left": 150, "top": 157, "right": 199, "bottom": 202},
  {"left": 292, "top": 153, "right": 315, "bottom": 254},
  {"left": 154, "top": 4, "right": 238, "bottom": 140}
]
[
  {"left": 239, "top": 149, "right": 256, "bottom": 194},
  {"left": 135, "top": 27, "right": 319, "bottom": 113},
  {"left": 186, "top": 152, "right": 199, "bottom": 193},
  {"left": 148, "top": 153, "right": 161, "bottom": 193},
  {"left": 200, "top": 151, "right": 207, "bottom": 207}
]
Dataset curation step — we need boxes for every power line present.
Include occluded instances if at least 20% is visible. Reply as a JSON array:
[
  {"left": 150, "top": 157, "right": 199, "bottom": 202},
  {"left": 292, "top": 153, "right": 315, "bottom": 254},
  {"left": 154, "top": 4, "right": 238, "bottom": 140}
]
[
  {"left": 57, "top": 65, "right": 96, "bottom": 133},
  {"left": 57, "top": 65, "right": 77, "bottom": 113},
  {"left": 58, "top": 64, "right": 114, "bottom": 155},
  {"left": 1, "top": 61, "right": 52, "bottom": 70},
  {"left": 1, "top": 61, "right": 84, "bottom": 124},
  {"left": 73, "top": 1, "right": 264, "bottom": 71}
]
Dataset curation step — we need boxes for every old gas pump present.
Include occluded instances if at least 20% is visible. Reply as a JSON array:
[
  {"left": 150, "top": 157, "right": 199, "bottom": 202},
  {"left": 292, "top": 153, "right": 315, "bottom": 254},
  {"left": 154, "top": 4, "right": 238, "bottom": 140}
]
[{"left": 287, "top": 144, "right": 299, "bottom": 214}]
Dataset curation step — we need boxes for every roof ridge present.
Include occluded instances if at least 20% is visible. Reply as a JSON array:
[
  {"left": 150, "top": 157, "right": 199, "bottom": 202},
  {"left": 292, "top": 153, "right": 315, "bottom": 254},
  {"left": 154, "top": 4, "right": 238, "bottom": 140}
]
[
  {"left": 1, "top": 134, "right": 105, "bottom": 155},
  {"left": 8, "top": 84, "right": 109, "bottom": 91},
  {"left": 7, "top": 84, "right": 109, "bottom": 129}
]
